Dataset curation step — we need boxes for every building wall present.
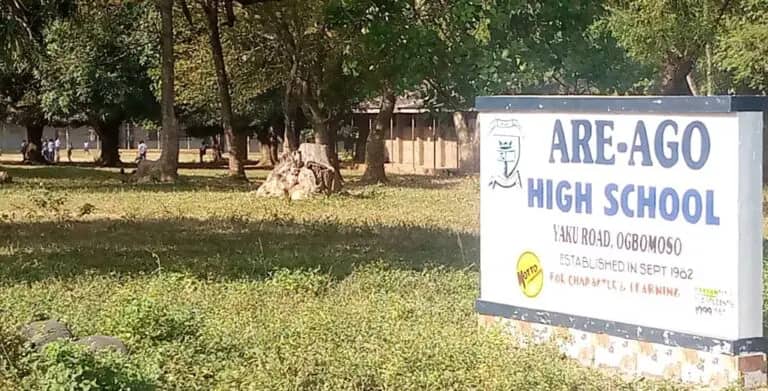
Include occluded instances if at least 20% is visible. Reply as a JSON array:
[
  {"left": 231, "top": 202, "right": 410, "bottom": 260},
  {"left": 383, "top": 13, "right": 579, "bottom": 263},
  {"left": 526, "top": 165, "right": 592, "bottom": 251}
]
[{"left": 350, "top": 111, "right": 473, "bottom": 171}]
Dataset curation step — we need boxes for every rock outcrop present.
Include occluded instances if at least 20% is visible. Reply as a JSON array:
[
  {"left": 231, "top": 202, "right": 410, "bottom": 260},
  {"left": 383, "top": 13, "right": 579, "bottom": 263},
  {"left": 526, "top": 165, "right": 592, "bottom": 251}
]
[
  {"left": 256, "top": 143, "right": 342, "bottom": 200},
  {"left": 20, "top": 320, "right": 73, "bottom": 349}
]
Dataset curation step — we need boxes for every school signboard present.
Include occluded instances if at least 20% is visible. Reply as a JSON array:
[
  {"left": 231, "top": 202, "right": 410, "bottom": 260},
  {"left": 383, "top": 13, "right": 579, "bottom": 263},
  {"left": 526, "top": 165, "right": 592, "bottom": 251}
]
[{"left": 475, "top": 96, "right": 768, "bottom": 358}]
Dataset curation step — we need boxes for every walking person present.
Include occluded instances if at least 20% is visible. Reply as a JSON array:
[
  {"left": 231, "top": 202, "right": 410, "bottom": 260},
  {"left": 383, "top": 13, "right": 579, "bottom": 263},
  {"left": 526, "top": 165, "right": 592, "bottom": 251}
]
[
  {"left": 67, "top": 142, "right": 73, "bottom": 162},
  {"left": 83, "top": 141, "right": 90, "bottom": 155}
]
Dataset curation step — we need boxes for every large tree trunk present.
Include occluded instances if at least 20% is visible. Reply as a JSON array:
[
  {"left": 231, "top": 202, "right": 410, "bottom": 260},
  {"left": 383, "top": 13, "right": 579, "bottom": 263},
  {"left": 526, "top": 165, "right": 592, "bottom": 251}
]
[
  {"left": 260, "top": 142, "right": 273, "bottom": 166},
  {"left": 203, "top": 1, "right": 246, "bottom": 180},
  {"left": 157, "top": 0, "right": 179, "bottom": 182},
  {"left": 354, "top": 121, "right": 369, "bottom": 163},
  {"left": 363, "top": 90, "right": 395, "bottom": 183},
  {"left": 283, "top": 79, "right": 300, "bottom": 152},
  {"left": 24, "top": 123, "right": 46, "bottom": 164},
  {"left": 94, "top": 122, "right": 121, "bottom": 167},
  {"left": 311, "top": 116, "right": 341, "bottom": 174},
  {"left": 455, "top": 111, "right": 479, "bottom": 173},
  {"left": 660, "top": 57, "right": 694, "bottom": 95}
]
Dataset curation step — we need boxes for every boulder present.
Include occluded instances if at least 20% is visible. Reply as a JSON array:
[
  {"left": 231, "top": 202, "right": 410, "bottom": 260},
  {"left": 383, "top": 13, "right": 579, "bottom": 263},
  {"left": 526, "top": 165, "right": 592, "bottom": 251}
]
[
  {"left": 256, "top": 143, "right": 342, "bottom": 199},
  {"left": 20, "top": 319, "right": 73, "bottom": 349},
  {"left": 75, "top": 335, "right": 128, "bottom": 354}
]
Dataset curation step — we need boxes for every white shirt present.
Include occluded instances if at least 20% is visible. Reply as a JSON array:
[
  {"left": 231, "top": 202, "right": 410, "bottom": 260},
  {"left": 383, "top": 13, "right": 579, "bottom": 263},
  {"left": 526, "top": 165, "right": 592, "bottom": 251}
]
[
  {"left": 54, "top": 139, "right": 61, "bottom": 149},
  {"left": 47, "top": 141, "right": 54, "bottom": 151},
  {"left": 138, "top": 143, "right": 147, "bottom": 154}
]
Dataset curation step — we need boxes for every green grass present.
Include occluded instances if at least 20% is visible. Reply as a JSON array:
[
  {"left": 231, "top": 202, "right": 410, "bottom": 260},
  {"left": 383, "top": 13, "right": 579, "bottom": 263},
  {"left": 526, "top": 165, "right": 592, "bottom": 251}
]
[{"left": 0, "top": 166, "right": 690, "bottom": 390}]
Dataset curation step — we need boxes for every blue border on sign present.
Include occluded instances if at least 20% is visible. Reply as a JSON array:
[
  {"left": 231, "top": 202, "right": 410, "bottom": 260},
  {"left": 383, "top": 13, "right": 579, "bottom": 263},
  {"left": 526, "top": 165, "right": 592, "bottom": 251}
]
[{"left": 474, "top": 95, "right": 768, "bottom": 114}]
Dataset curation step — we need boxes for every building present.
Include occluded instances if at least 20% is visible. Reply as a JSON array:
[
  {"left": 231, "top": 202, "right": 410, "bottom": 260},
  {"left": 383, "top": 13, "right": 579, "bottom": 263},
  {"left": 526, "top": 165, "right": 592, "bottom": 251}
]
[{"left": 351, "top": 95, "right": 477, "bottom": 174}]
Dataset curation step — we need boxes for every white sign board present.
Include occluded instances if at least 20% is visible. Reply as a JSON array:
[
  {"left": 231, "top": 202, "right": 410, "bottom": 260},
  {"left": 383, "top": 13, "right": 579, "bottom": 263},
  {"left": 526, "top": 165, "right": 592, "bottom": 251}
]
[{"left": 479, "top": 99, "right": 764, "bottom": 343}]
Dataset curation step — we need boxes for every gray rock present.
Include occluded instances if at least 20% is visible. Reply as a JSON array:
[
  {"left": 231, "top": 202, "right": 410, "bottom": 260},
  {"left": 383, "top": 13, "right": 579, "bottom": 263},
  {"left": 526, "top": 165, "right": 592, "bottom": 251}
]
[
  {"left": 20, "top": 319, "right": 73, "bottom": 349},
  {"left": 75, "top": 335, "right": 128, "bottom": 354}
]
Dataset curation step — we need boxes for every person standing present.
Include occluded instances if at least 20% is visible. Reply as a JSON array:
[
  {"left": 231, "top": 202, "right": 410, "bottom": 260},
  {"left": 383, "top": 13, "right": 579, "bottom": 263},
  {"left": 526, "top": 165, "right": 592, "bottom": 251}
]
[
  {"left": 54, "top": 137, "right": 62, "bottom": 163},
  {"left": 20, "top": 140, "right": 28, "bottom": 160},
  {"left": 67, "top": 142, "right": 73, "bottom": 162},
  {"left": 46, "top": 139, "right": 55, "bottom": 163},
  {"left": 199, "top": 141, "right": 208, "bottom": 163},
  {"left": 83, "top": 141, "right": 90, "bottom": 155},
  {"left": 137, "top": 140, "right": 147, "bottom": 161}
]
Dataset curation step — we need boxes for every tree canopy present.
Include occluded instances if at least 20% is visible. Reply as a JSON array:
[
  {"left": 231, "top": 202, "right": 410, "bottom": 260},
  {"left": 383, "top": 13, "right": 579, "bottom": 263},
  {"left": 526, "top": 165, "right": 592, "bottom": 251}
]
[{"left": 0, "top": 0, "right": 765, "bottom": 173}]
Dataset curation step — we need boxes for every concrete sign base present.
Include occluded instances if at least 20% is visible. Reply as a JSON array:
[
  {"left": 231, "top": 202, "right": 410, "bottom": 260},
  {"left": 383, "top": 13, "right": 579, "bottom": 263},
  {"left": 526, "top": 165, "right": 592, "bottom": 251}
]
[{"left": 478, "top": 313, "right": 766, "bottom": 388}]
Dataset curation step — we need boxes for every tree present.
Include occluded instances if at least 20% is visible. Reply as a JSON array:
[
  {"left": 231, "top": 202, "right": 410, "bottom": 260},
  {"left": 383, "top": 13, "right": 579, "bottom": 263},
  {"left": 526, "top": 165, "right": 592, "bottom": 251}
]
[
  {"left": 329, "top": 0, "right": 433, "bottom": 183},
  {"left": 714, "top": 0, "right": 768, "bottom": 93},
  {"left": 172, "top": 1, "right": 283, "bottom": 169},
  {"left": 40, "top": 1, "right": 159, "bottom": 167},
  {"left": 156, "top": 0, "right": 179, "bottom": 180},
  {"left": 192, "top": 0, "right": 248, "bottom": 180},
  {"left": 174, "top": 0, "right": 278, "bottom": 180},
  {"left": 229, "top": 0, "right": 360, "bottom": 176},
  {"left": 0, "top": 0, "right": 74, "bottom": 164},
  {"left": 604, "top": 0, "right": 735, "bottom": 95}
]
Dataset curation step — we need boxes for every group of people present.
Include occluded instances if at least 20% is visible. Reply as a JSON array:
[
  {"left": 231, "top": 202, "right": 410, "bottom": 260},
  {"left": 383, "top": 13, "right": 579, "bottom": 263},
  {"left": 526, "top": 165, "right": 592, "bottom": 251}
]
[
  {"left": 18, "top": 137, "right": 224, "bottom": 164},
  {"left": 20, "top": 138, "right": 78, "bottom": 163}
]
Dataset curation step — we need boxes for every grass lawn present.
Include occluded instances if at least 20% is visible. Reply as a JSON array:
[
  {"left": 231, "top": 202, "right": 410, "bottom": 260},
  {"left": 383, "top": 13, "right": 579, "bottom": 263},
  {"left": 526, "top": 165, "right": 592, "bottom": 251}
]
[{"left": 0, "top": 166, "right": 699, "bottom": 390}]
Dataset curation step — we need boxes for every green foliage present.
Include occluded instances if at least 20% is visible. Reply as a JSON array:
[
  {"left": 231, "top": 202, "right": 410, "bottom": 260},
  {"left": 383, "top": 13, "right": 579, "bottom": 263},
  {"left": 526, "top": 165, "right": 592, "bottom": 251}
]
[
  {"left": 605, "top": 0, "right": 725, "bottom": 64},
  {"left": 714, "top": 0, "right": 768, "bottom": 92},
  {"left": 0, "top": 0, "right": 74, "bottom": 127},
  {"left": 104, "top": 291, "right": 201, "bottom": 345},
  {"left": 0, "top": 168, "right": 691, "bottom": 389},
  {"left": 22, "top": 342, "right": 155, "bottom": 390},
  {"left": 0, "top": 326, "right": 28, "bottom": 386},
  {"left": 168, "top": 3, "right": 287, "bottom": 133},
  {"left": 329, "top": 0, "right": 432, "bottom": 97},
  {"left": 40, "top": 1, "right": 158, "bottom": 125}
]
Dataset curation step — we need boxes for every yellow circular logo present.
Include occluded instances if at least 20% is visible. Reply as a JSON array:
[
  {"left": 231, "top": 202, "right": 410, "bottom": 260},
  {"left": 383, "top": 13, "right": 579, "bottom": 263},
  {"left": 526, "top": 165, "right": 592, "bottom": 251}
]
[{"left": 517, "top": 252, "right": 543, "bottom": 298}]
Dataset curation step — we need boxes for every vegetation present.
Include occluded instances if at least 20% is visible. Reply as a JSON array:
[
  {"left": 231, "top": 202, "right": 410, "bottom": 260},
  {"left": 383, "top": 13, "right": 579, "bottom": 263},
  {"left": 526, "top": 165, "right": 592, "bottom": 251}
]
[
  {"left": 2, "top": 0, "right": 766, "bottom": 176},
  {"left": 0, "top": 0, "right": 766, "bottom": 389},
  {"left": 0, "top": 167, "right": 694, "bottom": 390}
]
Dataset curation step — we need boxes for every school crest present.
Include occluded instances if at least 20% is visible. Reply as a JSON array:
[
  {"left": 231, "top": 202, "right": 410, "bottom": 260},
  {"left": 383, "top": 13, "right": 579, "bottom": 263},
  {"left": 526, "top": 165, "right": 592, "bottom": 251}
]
[{"left": 488, "top": 118, "right": 523, "bottom": 189}]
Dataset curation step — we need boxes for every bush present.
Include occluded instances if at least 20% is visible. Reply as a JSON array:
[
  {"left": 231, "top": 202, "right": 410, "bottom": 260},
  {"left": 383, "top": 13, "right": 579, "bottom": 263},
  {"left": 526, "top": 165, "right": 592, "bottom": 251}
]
[
  {"left": 0, "top": 327, "right": 29, "bottom": 386},
  {"left": 105, "top": 297, "right": 200, "bottom": 345},
  {"left": 23, "top": 342, "right": 155, "bottom": 390}
]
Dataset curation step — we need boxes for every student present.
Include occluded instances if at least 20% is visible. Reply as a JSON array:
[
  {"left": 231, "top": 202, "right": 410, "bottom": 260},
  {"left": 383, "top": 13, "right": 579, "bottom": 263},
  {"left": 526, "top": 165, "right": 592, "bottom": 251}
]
[
  {"left": 83, "top": 141, "right": 90, "bottom": 155},
  {"left": 137, "top": 140, "right": 147, "bottom": 161},
  {"left": 46, "top": 139, "right": 55, "bottom": 162},
  {"left": 67, "top": 142, "right": 73, "bottom": 162},
  {"left": 54, "top": 137, "right": 61, "bottom": 163},
  {"left": 20, "top": 140, "right": 28, "bottom": 160},
  {"left": 199, "top": 141, "right": 208, "bottom": 163}
]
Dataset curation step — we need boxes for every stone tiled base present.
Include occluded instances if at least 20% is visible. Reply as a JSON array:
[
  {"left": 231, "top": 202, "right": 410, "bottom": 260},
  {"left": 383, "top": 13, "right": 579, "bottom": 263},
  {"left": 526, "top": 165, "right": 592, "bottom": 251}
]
[{"left": 479, "top": 315, "right": 767, "bottom": 389}]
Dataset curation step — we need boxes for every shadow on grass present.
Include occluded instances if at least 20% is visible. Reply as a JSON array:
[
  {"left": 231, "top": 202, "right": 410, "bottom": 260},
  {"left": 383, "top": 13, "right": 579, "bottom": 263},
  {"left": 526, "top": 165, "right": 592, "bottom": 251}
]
[
  {"left": 2, "top": 166, "right": 472, "bottom": 193},
  {"left": 2, "top": 165, "right": 118, "bottom": 180},
  {"left": 0, "top": 217, "right": 478, "bottom": 284},
  {"left": 1, "top": 166, "right": 263, "bottom": 193}
]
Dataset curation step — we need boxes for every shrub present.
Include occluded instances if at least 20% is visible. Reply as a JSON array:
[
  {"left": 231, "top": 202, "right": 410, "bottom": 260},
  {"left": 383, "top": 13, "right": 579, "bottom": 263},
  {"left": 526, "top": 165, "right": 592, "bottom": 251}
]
[
  {"left": 105, "top": 297, "right": 200, "bottom": 345},
  {"left": 23, "top": 342, "right": 155, "bottom": 390},
  {"left": 0, "top": 327, "right": 29, "bottom": 387}
]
